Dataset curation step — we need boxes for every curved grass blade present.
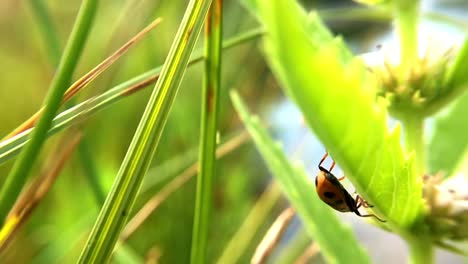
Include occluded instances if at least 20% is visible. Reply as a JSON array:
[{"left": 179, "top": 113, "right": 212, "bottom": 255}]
[
  {"left": 77, "top": 0, "right": 213, "bottom": 262},
  {"left": 231, "top": 91, "right": 370, "bottom": 264},
  {"left": 251, "top": 207, "right": 296, "bottom": 264},
  {"left": 0, "top": 28, "right": 264, "bottom": 166},
  {"left": 242, "top": 0, "right": 423, "bottom": 230}
]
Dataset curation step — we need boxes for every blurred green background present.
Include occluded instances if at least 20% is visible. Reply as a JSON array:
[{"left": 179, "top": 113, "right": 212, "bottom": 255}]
[{"left": 0, "top": 0, "right": 467, "bottom": 263}]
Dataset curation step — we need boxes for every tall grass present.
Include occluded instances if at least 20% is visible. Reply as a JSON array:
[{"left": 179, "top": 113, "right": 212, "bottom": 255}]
[{"left": 1, "top": 0, "right": 468, "bottom": 263}]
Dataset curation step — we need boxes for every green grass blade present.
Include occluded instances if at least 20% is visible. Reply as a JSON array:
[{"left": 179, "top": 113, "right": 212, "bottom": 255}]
[
  {"left": 190, "top": 1, "right": 223, "bottom": 263},
  {"left": 24, "top": 2, "right": 132, "bottom": 262},
  {"left": 28, "top": 0, "right": 62, "bottom": 66},
  {"left": 0, "top": 0, "right": 99, "bottom": 224},
  {"left": 77, "top": 135, "right": 106, "bottom": 205},
  {"left": 77, "top": 0, "right": 212, "bottom": 262},
  {"left": 230, "top": 91, "right": 370, "bottom": 264},
  {"left": 273, "top": 229, "right": 313, "bottom": 264},
  {"left": 242, "top": 0, "right": 423, "bottom": 230},
  {"left": 34, "top": 214, "right": 95, "bottom": 263},
  {"left": 0, "top": 28, "right": 263, "bottom": 166},
  {"left": 29, "top": 0, "right": 106, "bottom": 209},
  {"left": 428, "top": 92, "right": 468, "bottom": 176},
  {"left": 217, "top": 182, "right": 281, "bottom": 264}
]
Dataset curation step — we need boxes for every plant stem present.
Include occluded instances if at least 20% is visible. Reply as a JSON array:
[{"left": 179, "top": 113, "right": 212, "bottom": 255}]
[
  {"left": 78, "top": 135, "right": 106, "bottom": 205},
  {"left": 401, "top": 115, "right": 425, "bottom": 177},
  {"left": 191, "top": 1, "right": 223, "bottom": 263},
  {"left": 407, "top": 236, "right": 434, "bottom": 264},
  {"left": 393, "top": 0, "right": 420, "bottom": 71},
  {"left": 0, "top": 0, "right": 98, "bottom": 225}
]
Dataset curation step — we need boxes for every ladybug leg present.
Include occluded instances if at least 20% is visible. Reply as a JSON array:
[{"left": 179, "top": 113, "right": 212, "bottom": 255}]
[
  {"left": 357, "top": 213, "right": 386, "bottom": 222},
  {"left": 353, "top": 208, "right": 386, "bottom": 222},
  {"left": 329, "top": 160, "right": 336, "bottom": 172},
  {"left": 337, "top": 175, "right": 345, "bottom": 181},
  {"left": 319, "top": 152, "right": 329, "bottom": 168},
  {"left": 318, "top": 152, "right": 338, "bottom": 173},
  {"left": 355, "top": 197, "right": 362, "bottom": 209},
  {"left": 356, "top": 195, "right": 374, "bottom": 208}
]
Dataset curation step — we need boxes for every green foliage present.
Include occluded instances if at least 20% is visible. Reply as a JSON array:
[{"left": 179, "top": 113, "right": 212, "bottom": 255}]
[
  {"left": 231, "top": 91, "right": 370, "bottom": 264},
  {"left": 242, "top": 0, "right": 423, "bottom": 230},
  {"left": 2, "top": 0, "right": 468, "bottom": 263},
  {"left": 0, "top": 1, "right": 264, "bottom": 263}
]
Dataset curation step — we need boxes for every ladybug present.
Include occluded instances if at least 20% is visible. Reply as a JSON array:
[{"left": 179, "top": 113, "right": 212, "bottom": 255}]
[{"left": 315, "top": 152, "right": 386, "bottom": 222}]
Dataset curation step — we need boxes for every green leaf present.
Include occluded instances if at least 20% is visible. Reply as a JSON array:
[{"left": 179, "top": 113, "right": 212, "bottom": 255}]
[
  {"left": 242, "top": 0, "right": 423, "bottom": 229},
  {"left": 428, "top": 92, "right": 468, "bottom": 177},
  {"left": 446, "top": 38, "right": 468, "bottom": 90},
  {"left": 230, "top": 91, "right": 370, "bottom": 264}
]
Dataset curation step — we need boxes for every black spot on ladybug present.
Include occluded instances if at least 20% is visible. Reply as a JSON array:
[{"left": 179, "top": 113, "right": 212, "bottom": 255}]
[
  {"left": 324, "top": 191, "right": 335, "bottom": 198},
  {"left": 315, "top": 177, "right": 318, "bottom": 186}
]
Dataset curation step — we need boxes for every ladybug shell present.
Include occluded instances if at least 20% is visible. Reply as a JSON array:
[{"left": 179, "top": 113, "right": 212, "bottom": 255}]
[{"left": 315, "top": 167, "right": 356, "bottom": 212}]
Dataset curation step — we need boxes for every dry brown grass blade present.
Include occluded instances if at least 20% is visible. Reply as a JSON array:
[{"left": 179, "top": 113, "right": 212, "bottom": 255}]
[
  {"left": 251, "top": 207, "right": 296, "bottom": 264},
  {"left": 119, "top": 130, "right": 250, "bottom": 242},
  {"left": 121, "top": 74, "right": 160, "bottom": 97},
  {"left": 0, "top": 131, "right": 83, "bottom": 251},
  {"left": 3, "top": 17, "right": 163, "bottom": 140},
  {"left": 294, "top": 242, "right": 320, "bottom": 264},
  {"left": 145, "top": 246, "right": 163, "bottom": 264}
]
